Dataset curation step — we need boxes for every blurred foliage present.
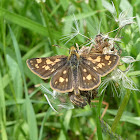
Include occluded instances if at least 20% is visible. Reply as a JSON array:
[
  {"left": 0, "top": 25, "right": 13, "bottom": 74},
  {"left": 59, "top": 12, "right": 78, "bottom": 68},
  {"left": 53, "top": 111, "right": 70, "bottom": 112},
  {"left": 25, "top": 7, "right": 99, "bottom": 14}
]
[{"left": 0, "top": 0, "right": 140, "bottom": 140}]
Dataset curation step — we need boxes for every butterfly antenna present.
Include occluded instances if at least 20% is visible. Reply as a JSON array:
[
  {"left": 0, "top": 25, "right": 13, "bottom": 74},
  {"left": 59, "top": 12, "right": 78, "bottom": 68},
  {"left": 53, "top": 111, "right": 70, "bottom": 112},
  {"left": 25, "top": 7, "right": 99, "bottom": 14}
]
[
  {"left": 52, "top": 44, "right": 70, "bottom": 51},
  {"left": 75, "top": 43, "right": 80, "bottom": 51}
]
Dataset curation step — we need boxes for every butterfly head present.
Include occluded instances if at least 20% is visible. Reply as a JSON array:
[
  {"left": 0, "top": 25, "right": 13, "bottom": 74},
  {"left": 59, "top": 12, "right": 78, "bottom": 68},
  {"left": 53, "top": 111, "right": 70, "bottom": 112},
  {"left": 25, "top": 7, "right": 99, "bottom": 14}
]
[
  {"left": 70, "top": 46, "right": 77, "bottom": 53},
  {"left": 69, "top": 46, "right": 80, "bottom": 59}
]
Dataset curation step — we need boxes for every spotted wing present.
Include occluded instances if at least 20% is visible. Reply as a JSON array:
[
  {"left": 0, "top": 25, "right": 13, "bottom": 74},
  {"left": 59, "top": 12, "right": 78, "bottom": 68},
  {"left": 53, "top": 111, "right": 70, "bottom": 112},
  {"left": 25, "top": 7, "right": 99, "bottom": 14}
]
[
  {"left": 80, "top": 54, "right": 119, "bottom": 76},
  {"left": 78, "top": 63, "right": 100, "bottom": 91},
  {"left": 50, "top": 65, "right": 73, "bottom": 93},
  {"left": 26, "top": 55, "right": 67, "bottom": 79}
]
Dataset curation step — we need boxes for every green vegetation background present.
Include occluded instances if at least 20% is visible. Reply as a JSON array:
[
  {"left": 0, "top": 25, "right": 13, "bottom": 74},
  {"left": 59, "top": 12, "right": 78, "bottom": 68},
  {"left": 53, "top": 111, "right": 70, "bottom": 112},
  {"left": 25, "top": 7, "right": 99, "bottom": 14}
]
[{"left": 0, "top": 0, "right": 140, "bottom": 140}]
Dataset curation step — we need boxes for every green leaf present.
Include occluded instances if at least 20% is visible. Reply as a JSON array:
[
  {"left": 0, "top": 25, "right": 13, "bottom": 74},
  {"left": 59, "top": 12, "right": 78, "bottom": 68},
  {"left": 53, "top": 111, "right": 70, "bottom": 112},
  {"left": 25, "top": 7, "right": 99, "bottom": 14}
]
[
  {"left": 62, "top": 11, "right": 98, "bottom": 22},
  {"left": 9, "top": 25, "right": 38, "bottom": 140},
  {"left": 60, "top": 0, "right": 69, "bottom": 11},
  {"left": 0, "top": 8, "right": 60, "bottom": 38},
  {"left": 110, "top": 116, "right": 140, "bottom": 126},
  {"left": 64, "top": 110, "right": 72, "bottom": 131},
  {"left": 58, "top": 130, "right": 66, "bottom": 140},
  {"left": 127, "top": 71, "right": 140, "bottom": 76},
  {"left": 0, "top": 72, "right": 8, "bottom": 140},
  {"left": 6, "top": 55, "right": 23, "bottom": 99}
]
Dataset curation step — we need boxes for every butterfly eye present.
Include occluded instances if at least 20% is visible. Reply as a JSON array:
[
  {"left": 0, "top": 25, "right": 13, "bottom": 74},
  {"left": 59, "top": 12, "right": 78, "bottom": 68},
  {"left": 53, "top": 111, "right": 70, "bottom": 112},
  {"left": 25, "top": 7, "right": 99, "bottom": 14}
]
[{"left": 73, "top": 50, "right": 77, "bottom": 53}]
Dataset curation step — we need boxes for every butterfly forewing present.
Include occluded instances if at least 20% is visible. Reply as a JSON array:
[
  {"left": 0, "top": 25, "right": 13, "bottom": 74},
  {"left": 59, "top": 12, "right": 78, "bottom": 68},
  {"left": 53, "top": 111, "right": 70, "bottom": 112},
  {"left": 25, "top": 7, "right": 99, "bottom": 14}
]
[
  {"left": 50, "top": 65, "right": 73, "bottom": 93},
  {"left": 78, "top": 63, "right": 100, "bottom": 90},
  {"left": 26, "top": 55, "right": 67, "bottom": 79},
  {"left": 81, "top": 54, "right": 119, "bottom": 76}
]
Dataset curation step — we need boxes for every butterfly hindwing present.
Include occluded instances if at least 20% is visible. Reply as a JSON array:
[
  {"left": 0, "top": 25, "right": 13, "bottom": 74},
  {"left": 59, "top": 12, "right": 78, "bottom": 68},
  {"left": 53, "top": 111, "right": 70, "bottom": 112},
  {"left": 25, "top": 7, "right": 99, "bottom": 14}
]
[
  {"left": 50, "top": 65, "right": 73, "bottom": 93},
  {"left": 26, "top": 55, "right": 67, "bottom": 79},
  {"left": 81, "top": 54, "right": 119, "bottom": 76},
  {"left": 78, "top": 63, "right": 100, "bottom": 90}
]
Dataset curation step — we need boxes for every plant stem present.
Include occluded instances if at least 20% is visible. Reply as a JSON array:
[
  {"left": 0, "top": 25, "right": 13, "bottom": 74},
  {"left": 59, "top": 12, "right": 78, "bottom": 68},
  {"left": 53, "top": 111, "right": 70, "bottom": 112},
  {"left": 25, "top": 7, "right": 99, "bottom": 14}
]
[
  {"left": 96, "top": 93, "right": 104, "bottom": 140},
  {"left": 132, "top": 91, "right": 140, "bottom": 116},
  {"left": 111, "top": 90, "right": 131, "bottom": 132}
]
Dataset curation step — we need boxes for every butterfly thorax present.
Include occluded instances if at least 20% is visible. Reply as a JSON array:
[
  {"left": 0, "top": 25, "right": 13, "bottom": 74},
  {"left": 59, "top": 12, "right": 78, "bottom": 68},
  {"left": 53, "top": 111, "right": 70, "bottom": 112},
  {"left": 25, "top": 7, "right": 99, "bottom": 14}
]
[
  {"left": 68, "top": 46, "right": 80, "bottom": 69},
  {"left": 69, "top": 54, "right": 79, "bottom": 67}
]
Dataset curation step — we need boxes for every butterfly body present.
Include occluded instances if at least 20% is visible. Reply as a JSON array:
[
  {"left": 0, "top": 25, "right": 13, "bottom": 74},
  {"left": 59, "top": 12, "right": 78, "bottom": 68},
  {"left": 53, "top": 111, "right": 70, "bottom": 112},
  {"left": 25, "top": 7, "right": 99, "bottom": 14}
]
[
  {"left": 68, "top": 47, "right": 80, "bottom": 95},
  {"left": 27, "top": 46, "right": 119, "bottom": 96}
]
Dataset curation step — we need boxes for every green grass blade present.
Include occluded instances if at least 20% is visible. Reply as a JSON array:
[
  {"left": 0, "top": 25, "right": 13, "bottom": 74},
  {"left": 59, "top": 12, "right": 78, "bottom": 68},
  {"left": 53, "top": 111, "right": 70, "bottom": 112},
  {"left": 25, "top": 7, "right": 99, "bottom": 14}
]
[
  {"left": 39, "top": 107, "right": 52, "bottom": 140},
  {"left": 0, "top": 72, "right": 8, "bottom": 140},
  {"left": 0, "top": 8, "right": 60, "bottom": 39},
  {"left": 96, "top": 93, "right": 104, "bottom": 140},
  {"left": 111, "top": 90, "right": 131, "bottom": 132},
  {"left": 9, "top": 25, "right": 38, "bottom": 140}
]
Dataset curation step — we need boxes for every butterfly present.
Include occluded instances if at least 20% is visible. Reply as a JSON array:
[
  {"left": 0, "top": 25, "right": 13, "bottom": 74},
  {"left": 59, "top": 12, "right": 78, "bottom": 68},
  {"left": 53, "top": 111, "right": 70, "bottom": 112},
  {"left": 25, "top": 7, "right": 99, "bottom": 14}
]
[{"left": 26, "top": 46, "right": 119, "bottom": 96}]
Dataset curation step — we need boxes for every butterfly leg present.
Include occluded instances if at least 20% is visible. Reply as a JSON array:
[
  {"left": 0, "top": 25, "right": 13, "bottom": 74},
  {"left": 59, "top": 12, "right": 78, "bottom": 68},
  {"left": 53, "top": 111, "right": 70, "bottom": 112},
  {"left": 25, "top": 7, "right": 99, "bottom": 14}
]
[{"left": 80, "top": 89, "right": 98, "bottom": 105}]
